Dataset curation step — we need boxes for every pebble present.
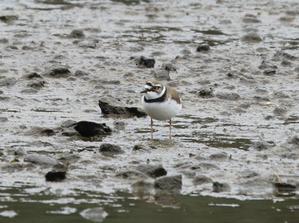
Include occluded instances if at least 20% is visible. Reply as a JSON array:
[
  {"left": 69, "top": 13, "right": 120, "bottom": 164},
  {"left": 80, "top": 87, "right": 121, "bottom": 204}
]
[
  {"left": 241, "top": 32, "right": 262, "bottom": 43},
  {"left": 216, "top": 91, "right": 240, "bottom": 100},
  {"left": 80, "top": 208, "right": 108, "bottom": 223},
  {"left": 193, "top": 175, "right": 212, "bottom": 185},
  {"left": 99, "top": 143, "right": 124, "bottom": 155},
  {"left": 196, "top": 44, "right": 210, "bottom": 52},
  {"left": 24, "top": 154, "right": 59, "bottom": 166},
  {"left": 154, "top": 175, "right": 182, "bottom": 192},
  {"left": 74, "top": 121, "right": 112, "bottom": 137},
  {"left": 69, "top": 29, "right": 85, "bottom": 38},
  {"left": 212, "top": 182, "right": 230, "bottom": 192},
  {"left": 45, "top": 171, "right": 66, "bottom": 182},
  {"left": 44, "top": 66, "right": 71, "bottom": 78},
  {"left": 136, "top": 164, "right": 167, "bottom": 178},
  {"left": 132, "top": 56, "right": 155, "bottom": 68}
]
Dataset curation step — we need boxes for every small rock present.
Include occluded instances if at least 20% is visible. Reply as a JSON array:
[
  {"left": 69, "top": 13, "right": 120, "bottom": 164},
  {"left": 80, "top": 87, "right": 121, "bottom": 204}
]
[
  {"left": 216, "top": 91, "right": 240, "bottom": 100},
  {"left": 29, "top": 127, "right": 56, "bottom": 136},
  {"left": 0, "top": 77, "right": 17, "bottom": 87},
  {"left": 209, "top": 152, "right": 228, "bottom": 160},
  {"left": 263, "top": 69, "right": 276, "bottom": 76},
  {"left": 99, "top": 143, "right": 124, "bottom": 155},
  {"left": 27, "top": 80, "right": 46, "bottom": 89},
  {"left": 80, "top": 208, "right": 108, "bottom": 223},
  {"left": 242, "top": 14, "right": 261, "bottom": 23},
  {"left": 193, "top": 175, "right": 212, "bottom": 185},
  {"left": 273, "top": 182, "right": 296, "bottom": 195},
  {"left": 252, "top": 141, "right": 274, "bottom": 151},
  {"left": 136, "top": 164, "right": 167, "bottom": 178},
  {"left": 24, "top": 154, "right": 59, "bottom": 166},
  {"left": 241, "top": 32, "right": 262, "bottom": 43},
  {"left": 161, "top": 63, "right": 177, "bottom": 72},
  {"left": 98, "top": 100, "right": 147, "bottom": 118},
  {"left": 44, "top": 66, "right": 71, "bottom": 78},
  {"left": 116, "top": 170, "right": 147, "bottom": 179},
  {"left": 74, "top": 121, "right": 111, "bottom": 137},
  {"left": 288, "top": 136, "right": 299, "bottom": 147},
  {"left": 0, "top": 38, "right": 9, "bottom": 44},
  {"left": 273, "top": 106, "right": 287, "bottom": 116},
  {"left": 45, "top": 171, "right": 66, "bottom": 182},
  {"left": 74, "top": 70, "right": 89, "bottom": 76},
  {"left": 69, "top": 29, "right": 85, "bottom": 38},
  {"left": 154, "top": 175, "right": 182, "bottom": 192},
  {"left": 0, "top": 15, "right": 18, "bottom": 24},
  {"left": 133, "top": 144, "right": 145, "bottom": 151},
  {"left": 196, "top": 44, "right": 210, "bottom": 52},
  {"left": 24, "top": 72, "right": 43, "bottom": 80},
  {"left": 197, "top": 87, "right": 214, "bottom": 98},
  {"left": 152, "top": 69, "right": 170, "bottom": 81},
  {"left": 240, "top": 170, "right": 259, "bottom": 178},
  {"left": 212, "top": 182, "right": 230, "bottom": 192},
  {"left": 133, "top": 56, "right": 155, "bottom": 68}
]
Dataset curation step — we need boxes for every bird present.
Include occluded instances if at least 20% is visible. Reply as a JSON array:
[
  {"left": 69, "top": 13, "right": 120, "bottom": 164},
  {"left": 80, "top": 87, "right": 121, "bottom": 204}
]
[{"left": 141, "top": 80, "right": 182, "bottom": 139}]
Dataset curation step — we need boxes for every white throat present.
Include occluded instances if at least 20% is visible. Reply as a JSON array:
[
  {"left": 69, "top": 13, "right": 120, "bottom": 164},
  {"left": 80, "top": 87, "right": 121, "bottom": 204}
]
[{"left": 145, "top": 86, "right": 166, "bottom": 100}]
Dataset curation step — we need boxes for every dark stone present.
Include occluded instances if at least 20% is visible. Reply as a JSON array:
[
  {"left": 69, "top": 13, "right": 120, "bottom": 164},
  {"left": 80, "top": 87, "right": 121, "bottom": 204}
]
[
  {"left": 0, "top": 15, "right": 18, "bottom": 24},
  {"left": 196, "top": 44, "right": 210, "bottom": 52},
  {"left": 133, "top": 56, "right": 155, "bottom": 68},
  {"left": 133, "top": 144, "right": 145, "bottom": 151},
  {"left": 252, "top": 141, "right": 274, "bottom": 151},
  {"left": 27, "top": 80, "right": 46, "bottom": 89},
  {"left": 154, "top": 175, "right": 182, "bottom": 191},
  {"left": 193, "top": 175, "right": 212, "bottom": 185},
  {"left": 263, "top": 70, "right": 276, "bottom": 76},
  {"left": 69, "top": 29, "right": 85, "bottom": 39},
  {"left": 216, "top": 91, "right": 240, "bottom": 100},
  {"left": 162, "top": 63, "right": 177, "bottom": 72},
  {"left": 25, "top": 72, "right": 43, "bottom": 80},
  {"left": 273, "top": 182, "right": 296, "bottom": 195},
  {"left": 241, "top": 32, "right": 262, "bottom": 43},
  {"left": 74, "top": 121, "right": 111, "bottom": 137},
  {"left": 74, "top": 70, "right": 89, "bottom": 76},
  {"left": 136, "top": 164, "right": 167, "bottom": 178},
  {"left": 197, "top": 87, "right": 214, "bottom": 98},
  {"left": 212, "top": 182, "right": 230, "bottom": 192},
  {"left": 44, "top": 66, "right": 71, "bottom": 78},
  {"left": 45, "top": 171, "right": 66, "bottom": 182},
  {"left": 99, "top": 143, "right": 124, "bottom": 154},
  {"left": 98, "top": 100, "right": 147, "bottom": 118}
]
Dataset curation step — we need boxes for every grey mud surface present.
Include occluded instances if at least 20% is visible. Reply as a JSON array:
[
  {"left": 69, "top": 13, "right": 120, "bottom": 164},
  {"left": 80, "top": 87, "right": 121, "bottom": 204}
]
[{"left": 0, "top": 0, "right": 299, "bottom": 219}]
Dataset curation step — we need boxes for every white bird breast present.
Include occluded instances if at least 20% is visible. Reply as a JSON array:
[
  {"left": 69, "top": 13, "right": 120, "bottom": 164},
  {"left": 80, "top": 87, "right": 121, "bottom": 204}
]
[{"left": 142, "top": 96, "right": 182, "bottom": 120}]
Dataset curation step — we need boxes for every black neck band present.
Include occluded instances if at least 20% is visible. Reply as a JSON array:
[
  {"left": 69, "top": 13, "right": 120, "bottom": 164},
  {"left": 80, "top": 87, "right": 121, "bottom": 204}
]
[{"left": 144, "top": 88, "right": 167, "bottom": 103}]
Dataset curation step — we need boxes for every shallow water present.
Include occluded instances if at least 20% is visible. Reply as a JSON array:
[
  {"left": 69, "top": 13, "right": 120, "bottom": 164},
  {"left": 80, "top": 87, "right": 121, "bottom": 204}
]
[{"left": 0, "top": 0, "right": 299, "bottom": 221}]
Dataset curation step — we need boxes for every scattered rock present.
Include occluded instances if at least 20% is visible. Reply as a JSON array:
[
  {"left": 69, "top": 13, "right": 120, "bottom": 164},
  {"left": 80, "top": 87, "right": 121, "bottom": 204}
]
[
  {"left": 273, "top": 106, "right": 287, "bottom": 116},
  {"left": 136, "top": 164, "right": 167, "bottom": 178},
  {"left": 45, "top": 171, "right": 66, "bottom": 182},
  {"left": 154, "top": 175, "right": 182, "bottom": 192},
  {"left": 98, "top": 100, "right": 147, "bottom": 118},
  {"left": 193, "top": 175, "right": 212, "bottom": 185},
  {"left": 288, "top": 136, "right": 299, "bottom": 147},
  {"left": 196, "top": 44, "right": 210, "bottom": 52},
  {"left": 216, "top": 91, "right": 240, "bottom": 100},
  {"left": 74, "top": 121, "right": 111, "bottom": 137},
  {"left": 27, "top": 80, "right": 46, "bottom": 89},
  {"left": 191, "top": 163, "right": 220, "bottom": 171},
  {"left": 0, "top": 15, "right": 18, "bottom": 24},
  {"left": 116, "top": 170, "right": 147, "bottom": 179},
  {"left": 161, "top": 63, "right": 177, "bottom": 72},
  {"left": 273, "top": 182, "right": 296, "bottom": 196},
  {"left": 99, "top": 143, "right": 124, "bottom": 155},
  {"left": 74, "top": 70, "right": 89, "bottom": 77},
  {"left": 240, "top": 170, "right": 259, "bottom": 178},
  {"left": 263, "top": 69, "right": 276, "bottom": 76},
  {"left": 152, "top": 69, "right": 170, "bottom": 81},
  {"left": 69, "top": 29, "right": 85, "bottom": 38},
  {"left": 44, "top": 66, "right": 71, "bottom": 78},
  {"left": 252, "top": 141, "right": 274, "bottom": 151},
  {"left": 80, "top": 208, "right": 108, "bottom": 223},
  {"left": 241, "top": 32, "right": 262, "bottom": 43},
  {"left": 197, "top": 87, "right": 214, "bottom": 98},
  {"left": 242, "top": 14, "right": 261, "bottom": 23},
  {"left": 212, "top": 182, "right": 230, "bottom": 192},
  {"left": 24, "top": 72, "right": 43, "bottom": 80},
  {"left": 24, "top": 154, "right": 59, "bottom": 166},
  {"left": 28, "top": 127, "right": 56, "bottom": 136},
  {"left": 0, "top": 77, "right": 17, "bottom": 87},
  {"left": 209, "top": 152, "right": 228, "bottom": 160},
  {"left": 132, "top": 56, "right": 155, "bottom": 68},
  {"left": 133, "top": 144, "right": 145, "bottom": 151}
]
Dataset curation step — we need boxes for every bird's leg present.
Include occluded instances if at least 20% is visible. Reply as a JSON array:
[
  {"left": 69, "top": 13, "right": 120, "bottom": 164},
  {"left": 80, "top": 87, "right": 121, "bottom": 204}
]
[
  {"left": 150, "top": 118, "right": 153, "bottom": 140},
  {"left": 169, "top": 119, "right": 172, "bottom": 140}
]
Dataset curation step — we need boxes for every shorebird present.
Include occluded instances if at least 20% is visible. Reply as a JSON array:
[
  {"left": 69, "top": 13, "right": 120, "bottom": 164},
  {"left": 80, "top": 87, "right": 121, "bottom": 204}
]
[{"left": 141, "top": 80, "right": 182, "bottom": 139}]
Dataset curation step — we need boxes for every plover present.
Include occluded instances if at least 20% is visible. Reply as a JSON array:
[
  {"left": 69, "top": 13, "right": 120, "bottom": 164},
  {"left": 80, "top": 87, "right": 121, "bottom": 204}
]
[{"left": 141, "top": 81, "right": 182, "bottom": 139}]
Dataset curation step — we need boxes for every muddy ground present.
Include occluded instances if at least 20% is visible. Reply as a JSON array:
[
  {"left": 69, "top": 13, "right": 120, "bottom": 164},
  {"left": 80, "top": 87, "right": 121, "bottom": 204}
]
[{"left": 0, "top": 0, "right": 299, "bottom": 218}]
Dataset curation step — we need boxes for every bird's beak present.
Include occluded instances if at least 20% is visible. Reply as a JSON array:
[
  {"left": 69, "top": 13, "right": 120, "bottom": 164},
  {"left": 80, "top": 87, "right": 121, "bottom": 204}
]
[{"left": 140, "top": 89, "right": 147, "bottom": 93}]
